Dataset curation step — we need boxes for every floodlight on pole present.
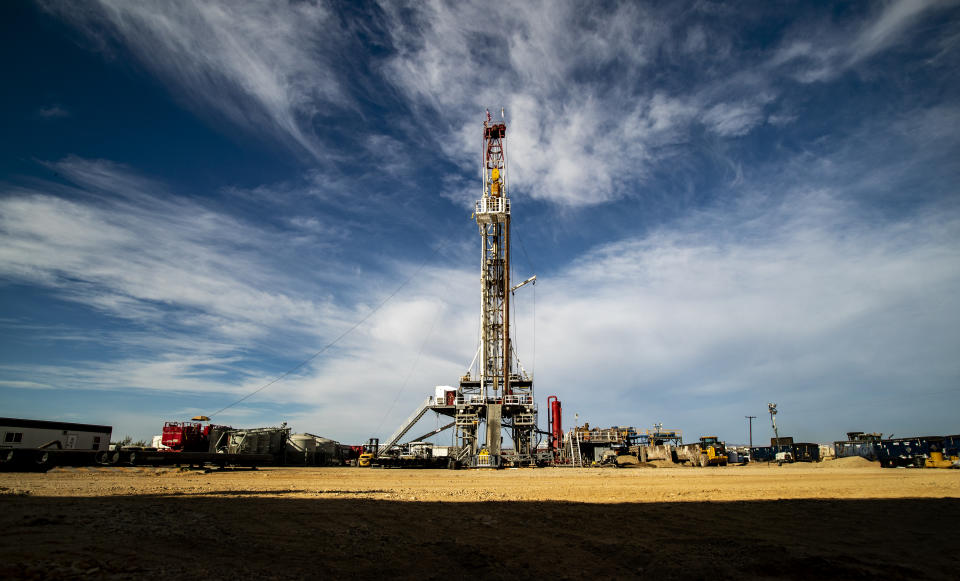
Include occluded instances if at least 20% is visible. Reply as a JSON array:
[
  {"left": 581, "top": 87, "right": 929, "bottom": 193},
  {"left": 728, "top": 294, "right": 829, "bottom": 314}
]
[{"left": 768, "top": 403, "right": 780, "bottom": 448}]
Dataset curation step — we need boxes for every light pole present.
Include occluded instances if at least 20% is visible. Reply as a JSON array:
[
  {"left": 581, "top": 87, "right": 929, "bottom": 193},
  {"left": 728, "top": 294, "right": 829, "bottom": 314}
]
[{"left": 768, "top": 403, "right": 780, "bottom": 448}]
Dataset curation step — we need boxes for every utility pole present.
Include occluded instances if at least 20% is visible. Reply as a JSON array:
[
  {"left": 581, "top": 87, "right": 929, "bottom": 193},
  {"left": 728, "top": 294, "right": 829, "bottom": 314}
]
[{"left": 745, "top": 415, "right": 756, "bottom": 448}]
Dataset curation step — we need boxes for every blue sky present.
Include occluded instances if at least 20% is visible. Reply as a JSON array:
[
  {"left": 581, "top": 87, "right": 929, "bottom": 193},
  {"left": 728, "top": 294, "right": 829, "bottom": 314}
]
[{"left": 1, "top": 1, "right": 958, "bottom": 445}]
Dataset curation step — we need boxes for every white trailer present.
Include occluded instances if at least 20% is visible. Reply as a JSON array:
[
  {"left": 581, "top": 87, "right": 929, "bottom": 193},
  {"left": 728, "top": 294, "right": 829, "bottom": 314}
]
[{"left": 1, "top": 417, "right": 111, "bottom": 451}]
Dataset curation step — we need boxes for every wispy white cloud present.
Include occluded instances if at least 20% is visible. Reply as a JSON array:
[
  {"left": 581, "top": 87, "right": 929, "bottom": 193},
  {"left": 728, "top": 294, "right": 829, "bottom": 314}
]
[
  {"left": 770, "top": 0, "right": 957, "bottom": 83},
  {"left": 374, "top": 2, "right": 805, "bottom": 205},
  {"left": 0, "top": 157, "right": 346, "bottom": 342},
  {"left": 378, "top": 1, "right": 686, "bottom": 206},
  {"left": 766, "top": 112, "right": 798, "bottom": 127},
  {"left": 44, "top": 1, "right": 955, "bottom": 210},
  {"left": 701, "top": 100, "right": 770, "bottom": 137},
  {"left": 44, "top": 0, "right": 345, "bottom": 160},
  {"left": 0, "top": 380, "right": 53, "bottom": 389},
  {"left": 849, "top": 0, "right": 951, "bottom": 64},
  {"left": 36, "top": 104, "right": 70, "bottom": 119},
  {"left": 528, "top": 190, "right": 960, "bottom": 437},
  {"left": 0, "top": 158, "right": 479, "bottom": 434}
]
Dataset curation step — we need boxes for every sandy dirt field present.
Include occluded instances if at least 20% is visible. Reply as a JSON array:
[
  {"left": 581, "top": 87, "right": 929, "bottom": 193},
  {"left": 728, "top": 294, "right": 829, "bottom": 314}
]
[{"left": 1, "top": 459, "right": 958, "bottom": 580}]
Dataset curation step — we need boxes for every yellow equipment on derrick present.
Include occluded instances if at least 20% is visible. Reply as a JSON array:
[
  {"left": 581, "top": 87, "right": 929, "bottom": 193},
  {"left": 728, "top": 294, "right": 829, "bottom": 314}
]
[{"left": 490, "top": 168, "right": 501, "bottom": 197}]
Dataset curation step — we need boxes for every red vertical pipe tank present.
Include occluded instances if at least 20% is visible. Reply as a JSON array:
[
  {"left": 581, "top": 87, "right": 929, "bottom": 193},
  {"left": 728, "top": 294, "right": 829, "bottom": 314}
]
[
  {"left": 547, "top": 396, "right": 562, "bottom": 455},
  {"left": 546, "top": 396, "right": 556, "bottom": 452}
]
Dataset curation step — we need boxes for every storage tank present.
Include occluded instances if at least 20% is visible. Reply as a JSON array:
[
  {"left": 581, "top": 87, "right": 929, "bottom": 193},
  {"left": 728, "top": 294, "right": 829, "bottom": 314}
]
[
  {"left": 266, "top": 430, "right": 284, "bottom": 454},
  {"left": 314, "top": 437, "right": 340, "bottom": 465},
  {"left": 287, "top": 434, "right": 317, "bottom": 465},
  {"left": 252, "top": 432, "right": 268, "bottom": 454}
]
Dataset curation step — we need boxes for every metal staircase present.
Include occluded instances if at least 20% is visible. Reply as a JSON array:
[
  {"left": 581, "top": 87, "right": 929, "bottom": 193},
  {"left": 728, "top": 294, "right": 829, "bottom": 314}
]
[
  {"left": 380, "top": 397, "right": 431, "bottom": 457},
  {"left": 571, "top": 430, "right": 583, "bottom": 467}
]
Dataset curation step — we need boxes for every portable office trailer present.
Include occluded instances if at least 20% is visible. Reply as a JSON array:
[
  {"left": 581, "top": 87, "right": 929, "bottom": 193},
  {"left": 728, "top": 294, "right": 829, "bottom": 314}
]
[
  {"left": 1, "top": 417, "right": 113, "bottom": 471},
  {"left": 0, "top": 417, "right": 111, "bottom": 451}
]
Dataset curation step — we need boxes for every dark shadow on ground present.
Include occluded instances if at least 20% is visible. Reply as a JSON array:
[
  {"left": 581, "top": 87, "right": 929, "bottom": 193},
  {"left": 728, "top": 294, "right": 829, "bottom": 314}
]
[{"left": 1, "top": 496, "right": 957, "bottom": 580}]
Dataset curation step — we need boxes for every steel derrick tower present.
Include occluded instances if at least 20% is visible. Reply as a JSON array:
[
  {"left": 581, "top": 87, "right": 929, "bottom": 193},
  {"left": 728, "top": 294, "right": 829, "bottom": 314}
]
[
  {"left": 375, "top": 111, "right": 537, "bottom": 468},
  {"left": 454, "top": 110, "right": 536, "bottom": 468}
]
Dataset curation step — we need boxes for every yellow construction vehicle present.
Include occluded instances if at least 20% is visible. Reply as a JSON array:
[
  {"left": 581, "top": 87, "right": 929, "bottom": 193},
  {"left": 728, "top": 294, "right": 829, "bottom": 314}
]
[
  {"left": 358, "top": 438, "right": 378, "bottom": 468},
  {"left": 694, "top": 436, "right": 728, "bottom": 467},
  {"left": 923, "top": 450, "right": 958, "bottom": 468},
  {"left": 922, "top": 439, "right": 959, "bottom": 468},
  {"left": 671, "top": 435, "right": 729, "bottom": 466}
]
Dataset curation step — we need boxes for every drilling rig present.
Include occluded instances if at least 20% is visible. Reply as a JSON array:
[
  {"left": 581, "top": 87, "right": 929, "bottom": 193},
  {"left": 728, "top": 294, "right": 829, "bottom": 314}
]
[
  {"left": 374, "top": 110, "right": 537, "bottom": 469},
  {"left": 453, "top": 110, "right": 537, "bottom": 468}
]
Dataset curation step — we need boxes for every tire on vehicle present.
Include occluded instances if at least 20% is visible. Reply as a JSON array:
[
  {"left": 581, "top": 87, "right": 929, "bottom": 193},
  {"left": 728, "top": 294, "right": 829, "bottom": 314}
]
[{"left": 34, "top": 451, "right": 52, "bottom": 472}]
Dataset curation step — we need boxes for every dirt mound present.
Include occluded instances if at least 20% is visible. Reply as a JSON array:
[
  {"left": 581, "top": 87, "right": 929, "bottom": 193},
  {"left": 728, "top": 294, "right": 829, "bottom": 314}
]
[{"left": 818, "top": 456, "right": 879, "bottom": 469}]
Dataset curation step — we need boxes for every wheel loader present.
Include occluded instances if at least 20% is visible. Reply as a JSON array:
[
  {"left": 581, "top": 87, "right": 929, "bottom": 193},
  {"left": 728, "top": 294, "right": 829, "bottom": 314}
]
[{"left": 680, "top": 436, "right": 728, "bottom": 467}]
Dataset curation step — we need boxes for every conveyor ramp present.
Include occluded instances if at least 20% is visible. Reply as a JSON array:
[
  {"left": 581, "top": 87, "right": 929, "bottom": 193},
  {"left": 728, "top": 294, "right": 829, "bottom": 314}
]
[{"left": 379, "top": 397, "right": 432, "bottom": 457}]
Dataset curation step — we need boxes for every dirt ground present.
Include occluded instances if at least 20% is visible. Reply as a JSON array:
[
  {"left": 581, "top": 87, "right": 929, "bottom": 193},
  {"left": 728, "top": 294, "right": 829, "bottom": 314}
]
[{"left": 1, "top": 459, "right": 958, "bottom": 580}]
